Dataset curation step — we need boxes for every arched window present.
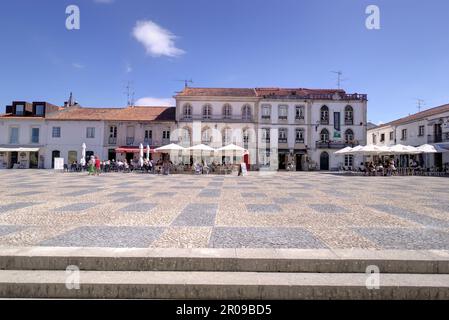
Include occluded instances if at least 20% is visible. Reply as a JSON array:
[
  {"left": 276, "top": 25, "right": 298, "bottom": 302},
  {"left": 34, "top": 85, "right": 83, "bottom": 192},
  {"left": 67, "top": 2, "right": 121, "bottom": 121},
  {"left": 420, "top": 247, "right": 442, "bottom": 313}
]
[
  {"left": 242, "top": 104, "right": 252, "bottom": 120},
  {"left": 345, "top": 129, "right": 354, "bottom": 144},
  {"left": 180, "top": 127, "right": 191, "bottom": 145},
  {"left": 223, "top": 104, "right": 232, "bottom": 119},
  {"left": 202, "top": 127, "right": 212, "bottom": 144},
  {"left": 320, "top": 129, "right": 329, "bottom": 142},
  {"left": 202, "top": 104, "right": 212, "bottom": 120},
  {"left": 183, "top": 104, "right": 192, "bottom": 119},
  {"left": 222, "top": 127, "right": 232, "bottom": 145},
  {"left": 345, "top": 105, "right": 354, "bottom": 125},
  {"left": 320, "top": 105, "right": 329, "bottom": 124}
]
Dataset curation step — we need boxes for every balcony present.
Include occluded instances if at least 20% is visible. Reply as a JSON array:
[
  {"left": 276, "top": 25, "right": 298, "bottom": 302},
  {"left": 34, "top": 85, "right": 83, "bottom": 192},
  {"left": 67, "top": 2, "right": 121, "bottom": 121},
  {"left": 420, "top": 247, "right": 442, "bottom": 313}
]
[
  {"left": 295, "top": 116, "right": 305, "bottom": 121},
  {"left": 345, "top": 119, "right": 354, "bottom": 126},
  {"left": 428, "top": 134, "right": 448, "bottom": 143},
  {"left": 261, "top": 115, "right": 271, "bottom": 120},
  {"left": 278, "top": 116, "right": 288, "bottom": 121},
  {"left": 295, "top": 138, "right": 305, "bottom": 144},
  {"left": 316, "top": 141, "right": 354, "bottom": 149},
  {"left": 320, "top": 119, "right": 329, "bottom": 125},
  {"left": 143, "top": 138, "right": 153, "bottom": 146},
  {"left": 161, "top": 138, "right": 170, "bottom": 146},
  {"left": 180, "top": 115, "right": 253, "bottom": 122},
  {"left": 278, "top": 138, "right": 288, "bottom": 144},
  {"left": 126, "top": 137, "right": 134, "bottom": 146},
  {"left": 108, "top": 137, "right": 117, "bottom": 145}
]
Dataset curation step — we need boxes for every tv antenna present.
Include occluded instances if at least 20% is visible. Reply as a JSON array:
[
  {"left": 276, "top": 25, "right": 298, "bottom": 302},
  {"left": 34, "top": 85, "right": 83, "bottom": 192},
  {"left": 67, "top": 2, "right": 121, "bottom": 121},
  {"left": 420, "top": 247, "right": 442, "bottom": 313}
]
[
  {"left": 415, "top": 98, "right": 425, "bottom": 112},
  {"left": 176, "top": 79, "right": 194, "bottom": 88},
  {"left": 331, "top": 71, "right": 347, "bottom": 89},
  {"left": 124, "top": 81, "right": 135, "bottom": 106}
]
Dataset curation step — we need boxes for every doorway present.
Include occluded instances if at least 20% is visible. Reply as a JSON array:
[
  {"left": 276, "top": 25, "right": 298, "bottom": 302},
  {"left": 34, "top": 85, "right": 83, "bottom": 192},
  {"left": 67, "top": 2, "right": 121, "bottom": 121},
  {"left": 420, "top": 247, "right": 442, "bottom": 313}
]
[
  {"left": 320, "top": 152, "right": 330, "bottom": 171},
  {"left": 278, "top": 154, "right": 286, "bottom": 170},
  {"left": 51, "top": 150, "right": 61, "bottom": 168},
  {"left": 10, "top": 152, "right": 18, "bottom": 169},
  {"left": 295, "top": 154, "right": 303, "bottom": 171},
  {"left": 435, "top": 153, "right": 443, "bottom": 169},
  {"left": 126, "top": 153, "right": 134, "bottom": 163},
  {"left": 30, "top": 152, "right": 39, "bottom": 169}
]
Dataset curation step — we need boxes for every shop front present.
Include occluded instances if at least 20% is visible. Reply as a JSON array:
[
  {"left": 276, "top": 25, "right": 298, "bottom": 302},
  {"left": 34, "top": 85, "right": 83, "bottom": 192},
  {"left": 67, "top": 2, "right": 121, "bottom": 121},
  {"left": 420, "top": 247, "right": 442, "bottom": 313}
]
[{"left": 0, "top": 147, "right": 42, "bottom": 169}]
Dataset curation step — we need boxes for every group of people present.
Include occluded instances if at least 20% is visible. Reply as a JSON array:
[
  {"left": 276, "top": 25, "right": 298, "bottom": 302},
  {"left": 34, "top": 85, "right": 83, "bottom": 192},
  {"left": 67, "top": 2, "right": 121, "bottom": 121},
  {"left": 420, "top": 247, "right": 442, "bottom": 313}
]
[{"left": 359, "top": 159, "right": 398, "bottom": 176}]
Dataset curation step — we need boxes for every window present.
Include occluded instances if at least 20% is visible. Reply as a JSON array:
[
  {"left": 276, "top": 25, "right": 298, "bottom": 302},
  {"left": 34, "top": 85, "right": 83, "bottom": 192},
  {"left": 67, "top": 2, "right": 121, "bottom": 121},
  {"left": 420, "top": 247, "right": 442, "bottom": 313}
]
[
  {"left": 320, "top": 106, "right": 329, "bottom": 124},
  {"left": 243, "top": 130, "right": 250, "bottom": 144},
  {"left": 418, "top": 125, "right": 425, "bottom": 137},
  {"left": 223, "top": 104, "right": 232, "bottom": 119},
  {"left": 183, "top": 104, "right": 192, "bottom": 119},
  {"left": 145, "top": 130, "right": 152, "bottom": 139},
  {"left": 261, "top": 105, "right": 271, "bottom": 119},
  {"left": 278, "top": 105, "right": 288, "bottom": 120},
  {"left": 202, "top": 104, "right": 212, "bottom": 120},
  {"left": 344, "top": 105, "right": 354, "bottom": 125},
  {"left": 262, "top": 128, "right": 270, "bottom": 142},
  {"left": 278, "top": 128, "right": 287, "bottom": 143},
  {"left": 295, "top": 105, "right": 304, "bottom": 120},
  {"left": 9, "top": 127, "right": 19, "bottom": 144},
  {"left": 389, "top": 131, "right": 394, "bottom": 141},
  {"left": 344, "top": 155, "right": 354, "bottom": 167},
  {"left": 242, "top": 104, "right": 252, "bottom": 120},
  {"left": 222, "top": 128, "right": 232, "bottom": 145},
  {"left": 401, "top": 129, "right": 407, "bottom": 140},
  {"left": 163, "top": 131, "right": 170, "bottom": 140},
  {"left": 31, "top": 128, "right": 39, "bottom": 144},
  {"left": 52, "top": 127, "right": 61, "bottom": 138},
  {"left": 109, "top": 126, "right": 117, "bottom": 138},
  {"left": 372, "top": 134, "right": 377, "bottom": 144},
  {"left": 380, "top": 133, "right": 385, "bottom": 142},
  {"left": 295, "top": 128, "right": 304, "bottom": 143},
  {"left": 320, "top": 129, "right": 329, "bottom": 142},
  {"left": 202, "top": 128, "right": 212, "bottom": 144},
  {"left": 345, "top": 129, "right": 354, "bottom": 144},
  {"left": 68, "top": 151, "right": 77, "bottom": 164},
  {"left": 15, "top": 104, "right": 24, "bottom": 116},
  {"left": 35, "top": 104, "right": 45, "bottom": 116},
  {"left": 86, "top": 127, "right": 95, "bottom": 139}
]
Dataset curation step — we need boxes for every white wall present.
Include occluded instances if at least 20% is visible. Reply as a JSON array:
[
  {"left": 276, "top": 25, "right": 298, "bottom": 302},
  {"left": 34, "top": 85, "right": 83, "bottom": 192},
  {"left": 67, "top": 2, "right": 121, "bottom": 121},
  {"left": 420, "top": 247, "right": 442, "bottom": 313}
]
[{"left": 45, "top": 120, "right": 105, "bottom": 168}]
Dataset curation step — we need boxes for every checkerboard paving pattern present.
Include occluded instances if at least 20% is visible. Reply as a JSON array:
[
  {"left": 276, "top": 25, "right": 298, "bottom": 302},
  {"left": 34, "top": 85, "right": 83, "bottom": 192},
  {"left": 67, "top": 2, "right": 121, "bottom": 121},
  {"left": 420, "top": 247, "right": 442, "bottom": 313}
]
[{"left": 0, "top": 170, "right": 448, "bottom": 249}]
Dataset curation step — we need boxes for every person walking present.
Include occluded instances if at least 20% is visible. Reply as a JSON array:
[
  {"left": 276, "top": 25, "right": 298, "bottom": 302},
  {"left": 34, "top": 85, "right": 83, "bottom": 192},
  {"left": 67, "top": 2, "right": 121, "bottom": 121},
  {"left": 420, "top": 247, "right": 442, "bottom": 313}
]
[{"left": 87, "top": 156, "right": 95, "bottom": 176}]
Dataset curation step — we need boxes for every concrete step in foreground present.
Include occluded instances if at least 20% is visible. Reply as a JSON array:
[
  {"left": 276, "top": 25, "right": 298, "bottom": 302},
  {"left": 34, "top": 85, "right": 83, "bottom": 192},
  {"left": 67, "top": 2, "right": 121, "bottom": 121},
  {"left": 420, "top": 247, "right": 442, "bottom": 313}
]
[
  {"left": 0, "top": 270, "right": 448, "bottom": 299},
  {"left": 0, "top": 247, "right": 448, "bottom": 299},
  {"left": 0, "top": 247, "right": 448, "bottom": 273}
]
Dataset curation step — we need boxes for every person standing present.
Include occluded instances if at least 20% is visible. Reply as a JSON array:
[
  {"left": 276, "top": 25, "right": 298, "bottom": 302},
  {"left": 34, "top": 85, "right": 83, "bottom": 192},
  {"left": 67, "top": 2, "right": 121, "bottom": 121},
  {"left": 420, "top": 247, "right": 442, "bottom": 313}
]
[{"left": 94, "top": 156, "right": 100, "bottom": 175}]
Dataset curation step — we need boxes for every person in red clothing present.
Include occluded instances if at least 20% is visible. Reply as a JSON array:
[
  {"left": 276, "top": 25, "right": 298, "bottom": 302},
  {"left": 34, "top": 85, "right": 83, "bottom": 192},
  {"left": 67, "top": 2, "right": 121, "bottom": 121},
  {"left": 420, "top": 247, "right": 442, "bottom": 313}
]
[{"left": 95, "top": 156, "right": 101, "bottom": 176}]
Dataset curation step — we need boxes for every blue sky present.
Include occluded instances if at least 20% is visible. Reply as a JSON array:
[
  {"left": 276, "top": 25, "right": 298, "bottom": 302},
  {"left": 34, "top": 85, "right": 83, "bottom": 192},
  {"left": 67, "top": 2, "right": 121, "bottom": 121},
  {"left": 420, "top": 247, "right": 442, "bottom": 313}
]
[{"left": 0, "top": 0, "right": 448, "bottom": 124}]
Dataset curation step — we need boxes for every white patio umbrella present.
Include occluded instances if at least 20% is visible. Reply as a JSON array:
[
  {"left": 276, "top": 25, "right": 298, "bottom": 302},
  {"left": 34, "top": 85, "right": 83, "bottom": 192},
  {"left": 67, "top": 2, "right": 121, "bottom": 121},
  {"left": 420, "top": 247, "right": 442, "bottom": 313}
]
[
  {"left": 188, "top": 144, "right": 216, "bottom": 164},
  {"left": 155, "top": 143, "right": 186, "bottom": 152},
  {"left": 146, "top": 144, "right": 150, "bottom": 160},
  {"left": 217, "top": 144, "right": 246, "bottom": 153},
  {"left": 354, "top": 145, "right": 391, "bottom": 155},
  {"left": 418, "top": 144, "right": 449, "bottom": 153},
  {"left": 389, "top": 144, "right": 422, "bottom": 155},
  {"left": 335, "top": 146, "right": 353, "bottom": 155},
  {"left": 139, "top": 143, "right": 144, "bottom": 167},
  {"left": 80, "top": 143, "right": 86, "bottom": 166}
]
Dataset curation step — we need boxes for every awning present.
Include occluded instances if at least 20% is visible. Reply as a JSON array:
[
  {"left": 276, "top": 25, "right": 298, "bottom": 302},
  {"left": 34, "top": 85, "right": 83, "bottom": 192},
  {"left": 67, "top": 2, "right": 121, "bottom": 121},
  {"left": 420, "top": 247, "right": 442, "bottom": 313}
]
[
  {"left": 115, "top": 146, "right": 155, "bottom": 154},
  {"left": 0, "top": 147, "right": 40, "bottom": 152}
]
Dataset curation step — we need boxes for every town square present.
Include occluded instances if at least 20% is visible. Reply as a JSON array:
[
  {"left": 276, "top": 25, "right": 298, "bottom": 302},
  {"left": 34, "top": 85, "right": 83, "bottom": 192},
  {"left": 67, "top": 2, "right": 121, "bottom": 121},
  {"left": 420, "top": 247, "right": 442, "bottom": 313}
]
[{"left": 0, "top": 0, "right": 448, "bottom": 307}]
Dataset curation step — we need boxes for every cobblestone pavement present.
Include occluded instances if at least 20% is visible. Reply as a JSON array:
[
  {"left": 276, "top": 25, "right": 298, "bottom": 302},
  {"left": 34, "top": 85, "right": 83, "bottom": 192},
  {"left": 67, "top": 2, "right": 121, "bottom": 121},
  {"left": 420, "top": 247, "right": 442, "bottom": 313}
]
[{"left": 0, "top": 170, "right": 448, "bottom": 250}]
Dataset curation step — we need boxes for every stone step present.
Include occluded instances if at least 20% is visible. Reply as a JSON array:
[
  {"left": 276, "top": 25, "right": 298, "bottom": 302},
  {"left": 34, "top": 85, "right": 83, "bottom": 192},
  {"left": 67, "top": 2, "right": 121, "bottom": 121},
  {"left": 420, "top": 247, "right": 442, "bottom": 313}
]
[
  {"left": 0, "top": 247, "right": 448, "bottom": 274},
  {"left": 0, "top": 270, "right": 448, "bottom": 299}
]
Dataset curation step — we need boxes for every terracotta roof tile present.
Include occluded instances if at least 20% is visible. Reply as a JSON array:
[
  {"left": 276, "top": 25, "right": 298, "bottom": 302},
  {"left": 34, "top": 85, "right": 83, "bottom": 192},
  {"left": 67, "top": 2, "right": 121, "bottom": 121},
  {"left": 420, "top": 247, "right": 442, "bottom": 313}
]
[
  {"left": 176, "top": 87, "right": 256, "bottom": 97},
  {"left": 374, "top": 103, "right": 449, "bottom": 129},
  {"left": 45, "top": 106, "right": 176, "bottom": 121}
]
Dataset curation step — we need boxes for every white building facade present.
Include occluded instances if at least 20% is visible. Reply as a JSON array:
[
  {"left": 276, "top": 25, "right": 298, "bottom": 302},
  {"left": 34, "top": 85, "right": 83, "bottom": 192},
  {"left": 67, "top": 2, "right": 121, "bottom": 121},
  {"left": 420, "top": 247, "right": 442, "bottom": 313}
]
[
  {"left": 175, "top": 87, "right": 368, "bottom": 171},
  {"left": 367, "top": 103, "right": 449, "bottom": 169}
]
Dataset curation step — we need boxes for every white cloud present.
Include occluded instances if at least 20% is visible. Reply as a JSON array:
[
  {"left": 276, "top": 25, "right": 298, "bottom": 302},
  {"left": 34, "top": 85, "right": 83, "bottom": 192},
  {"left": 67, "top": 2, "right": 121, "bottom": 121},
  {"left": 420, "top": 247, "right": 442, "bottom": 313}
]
[
  {"left": 72, "top": 63, "right": 84, "bottom": 69},
  {"left": 135, "top": 97, "right": 175, "bottom": 107},
  {"left": 132, "top": 20, "right": 185, "bottom": 58},
  {"left": 125, "top": 62, "right": 132, "bottom": 73}
]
